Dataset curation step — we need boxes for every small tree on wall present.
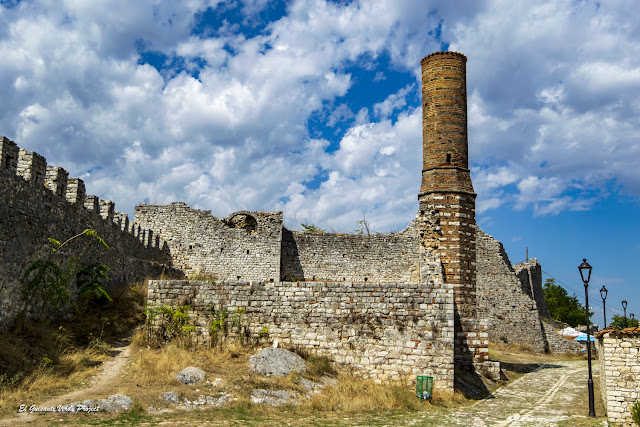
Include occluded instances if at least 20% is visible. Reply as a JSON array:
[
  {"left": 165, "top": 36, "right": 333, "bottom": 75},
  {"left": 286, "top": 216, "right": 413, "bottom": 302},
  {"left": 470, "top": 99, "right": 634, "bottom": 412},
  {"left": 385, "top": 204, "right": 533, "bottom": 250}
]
[
  {"left": 19, "top": 229, "right": 110, "bottom": 327},
  {"left": 301, "top": 223, "right": 324, "bottom": 233}
]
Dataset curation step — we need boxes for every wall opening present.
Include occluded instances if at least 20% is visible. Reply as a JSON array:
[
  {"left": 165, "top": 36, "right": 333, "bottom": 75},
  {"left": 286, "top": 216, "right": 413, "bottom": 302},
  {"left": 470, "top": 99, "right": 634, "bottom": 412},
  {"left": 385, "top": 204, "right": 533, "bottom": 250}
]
[
  {"left": 226, "top": 213, "right": 258, "bottom": 234},
  {"left": 446, "top": 153, "right": 452, "bottom": 163}
]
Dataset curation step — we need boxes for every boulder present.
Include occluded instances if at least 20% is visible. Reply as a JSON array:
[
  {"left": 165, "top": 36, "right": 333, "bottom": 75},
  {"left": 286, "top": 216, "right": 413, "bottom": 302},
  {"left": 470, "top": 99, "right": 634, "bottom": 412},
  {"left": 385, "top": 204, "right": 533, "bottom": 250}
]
[
  {"left": 175, "top": 367, "right": 206, "bottom": 384},
  {"left": 249, "top": 348, "right": 306, "bottom": 377}
]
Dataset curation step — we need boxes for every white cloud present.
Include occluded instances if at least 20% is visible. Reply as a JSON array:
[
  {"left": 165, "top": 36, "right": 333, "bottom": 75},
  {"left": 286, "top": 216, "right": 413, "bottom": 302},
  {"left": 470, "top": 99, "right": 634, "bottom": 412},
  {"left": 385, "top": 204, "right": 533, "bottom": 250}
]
[
  {"left": 373, "top": 84, "right": 415, "bottom": 119},
  {"left": 0, "top": 0, "right": 638, "bottom": 232}
]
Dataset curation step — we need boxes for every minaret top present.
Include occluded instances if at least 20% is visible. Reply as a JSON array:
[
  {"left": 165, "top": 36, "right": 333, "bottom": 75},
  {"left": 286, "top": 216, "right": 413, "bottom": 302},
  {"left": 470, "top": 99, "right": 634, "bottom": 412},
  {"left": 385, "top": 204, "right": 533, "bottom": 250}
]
[{"left": 419, "top": 51, "right": 474, "bottom": 196}]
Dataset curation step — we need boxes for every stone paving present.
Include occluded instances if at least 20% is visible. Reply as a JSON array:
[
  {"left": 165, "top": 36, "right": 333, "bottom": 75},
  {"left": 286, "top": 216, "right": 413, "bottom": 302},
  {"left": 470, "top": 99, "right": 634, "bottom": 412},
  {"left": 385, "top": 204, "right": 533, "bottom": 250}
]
[{"left": 394, "top": 359, "right": 607, "bottom": 426}]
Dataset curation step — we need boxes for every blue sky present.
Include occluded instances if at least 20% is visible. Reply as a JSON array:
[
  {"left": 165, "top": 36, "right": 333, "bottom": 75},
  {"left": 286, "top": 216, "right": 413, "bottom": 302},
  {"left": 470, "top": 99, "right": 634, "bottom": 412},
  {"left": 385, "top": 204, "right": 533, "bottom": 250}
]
[{"left": 0, "top": 0, "right": 638, "bottom": 329}]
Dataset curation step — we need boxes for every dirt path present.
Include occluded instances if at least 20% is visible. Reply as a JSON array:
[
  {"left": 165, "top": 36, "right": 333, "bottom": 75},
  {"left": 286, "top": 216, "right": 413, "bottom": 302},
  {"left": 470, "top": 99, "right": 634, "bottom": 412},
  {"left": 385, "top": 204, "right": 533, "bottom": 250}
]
[
  {"left": 392, "top": 359, "right": 607, "bottom": 426},
  {"left": 1, "top": 340, "right": 133, "bottom": 425}
]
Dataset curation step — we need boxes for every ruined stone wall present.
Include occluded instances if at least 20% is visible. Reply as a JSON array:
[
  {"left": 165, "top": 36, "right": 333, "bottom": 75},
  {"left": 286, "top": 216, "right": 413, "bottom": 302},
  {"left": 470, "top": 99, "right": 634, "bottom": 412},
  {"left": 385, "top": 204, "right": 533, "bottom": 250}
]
[
  {"left": 596, "top": 328, "right": 640, "bottom": 425},
  {"left": 541, "top": 322, "right": 583, "bottom": 354},
  {"left": 475, "top": 228, "right": 547, "bottom": 352},
  {"left": 135, "top": 203, "right": 282, "bottom": 282},
  {"left": 280, "top": 223, "right": 420, "bottom": 283},
  {"left": 0, "top": 136, "right": 180, "bottom": 331},
  {"left": 514, "top": 259, "right": 550, "bottom": 319},
  {"left": 147, "top": 277, "right": 455, "bottom": 391}
]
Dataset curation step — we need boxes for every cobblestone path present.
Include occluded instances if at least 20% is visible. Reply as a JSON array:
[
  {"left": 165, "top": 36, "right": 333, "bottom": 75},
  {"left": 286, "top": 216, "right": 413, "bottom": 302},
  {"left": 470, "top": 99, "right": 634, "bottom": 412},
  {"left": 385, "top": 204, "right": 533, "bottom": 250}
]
[{"left": 393, "top": 359, "right": 607, "bottom": 426}]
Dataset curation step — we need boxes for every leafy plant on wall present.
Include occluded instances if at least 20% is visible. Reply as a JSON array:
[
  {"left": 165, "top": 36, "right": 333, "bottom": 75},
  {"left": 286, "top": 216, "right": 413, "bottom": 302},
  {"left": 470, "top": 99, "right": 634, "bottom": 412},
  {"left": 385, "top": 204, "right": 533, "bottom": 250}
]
[{"left": 19, "top": 229, "right": 111, "bottom": 327}]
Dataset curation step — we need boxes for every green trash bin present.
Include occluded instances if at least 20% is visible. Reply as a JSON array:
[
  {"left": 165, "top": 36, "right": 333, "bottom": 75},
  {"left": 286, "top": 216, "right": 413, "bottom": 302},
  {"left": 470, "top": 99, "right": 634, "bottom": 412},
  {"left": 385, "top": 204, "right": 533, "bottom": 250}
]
[{"left": 416, "top": 375, "right": 433, "bottom": 401}]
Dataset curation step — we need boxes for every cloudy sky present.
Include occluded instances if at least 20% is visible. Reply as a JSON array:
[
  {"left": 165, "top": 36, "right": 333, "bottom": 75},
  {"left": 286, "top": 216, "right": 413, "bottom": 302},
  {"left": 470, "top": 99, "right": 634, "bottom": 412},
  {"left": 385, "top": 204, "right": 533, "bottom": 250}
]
[{"left": 1, "top": 0, "right": 638, "bottom": 326}]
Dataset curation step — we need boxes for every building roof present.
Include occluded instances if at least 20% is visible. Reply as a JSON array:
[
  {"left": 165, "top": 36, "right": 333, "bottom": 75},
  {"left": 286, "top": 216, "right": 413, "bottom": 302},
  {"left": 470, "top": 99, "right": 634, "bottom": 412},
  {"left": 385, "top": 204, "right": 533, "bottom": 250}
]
[{"left": 595, "top": 327, "right": 640, "bottom": 338}]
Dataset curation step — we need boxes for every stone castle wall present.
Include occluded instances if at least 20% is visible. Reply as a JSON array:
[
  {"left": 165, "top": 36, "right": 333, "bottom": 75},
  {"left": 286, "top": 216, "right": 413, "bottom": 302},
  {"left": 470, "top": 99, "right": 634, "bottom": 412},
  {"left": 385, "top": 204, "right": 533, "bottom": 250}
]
[
  {"left": 0, "top": 136, "right": 181, "bottom": 330},
  {"left": 280, "top": 224, "right": 420, "bottom": 283},
  {"left": 596, "top": 328, "right": 640, "bottom": 425},
  {"left": 135, "top": 203, "right": 284, "bottom": 282},
  {"left": 475, "top": 228, "right": 547, "bottom": 352},
  {"left": 147, "top": 278, "right": 455, "bottom": 390},
  {"left": 514, "top": 259, "right": 550, "bottom": 319},
  {"left": 136, "top": 202, "right": 423, "bottom": 284}
]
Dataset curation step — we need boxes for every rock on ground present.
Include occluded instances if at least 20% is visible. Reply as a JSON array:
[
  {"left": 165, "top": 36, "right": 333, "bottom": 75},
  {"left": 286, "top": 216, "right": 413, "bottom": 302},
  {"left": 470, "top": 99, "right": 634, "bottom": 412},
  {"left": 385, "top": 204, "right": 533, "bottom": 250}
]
[
  {"left": 67, "top": 394, "right": 133, "bottom": 413},
  {"left": 250, "top": 389, "right": 291, "bottom": 406},
  {"left": 175, "top": 367, "right": 206, "bottom": 384},
  {"left": 249, "top": 348, "right": 307, "bottom": 377},
  {"left": 161, "top": 391, "right": 180, "bottom": 403},
  {"left": 180, "top": 394, "right": 230, "bottom": 409},
  {"left": 100, "top": 394, "right": 134, "bottom": 413}
]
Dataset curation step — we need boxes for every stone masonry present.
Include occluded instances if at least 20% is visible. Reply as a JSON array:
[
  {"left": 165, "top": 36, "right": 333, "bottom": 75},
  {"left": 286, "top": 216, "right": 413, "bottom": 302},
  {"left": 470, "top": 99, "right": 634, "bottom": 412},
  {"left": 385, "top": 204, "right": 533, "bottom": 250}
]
[
  {"left": 514, "top": 258, "right": 550, "bottom": 319},
  {"left": 417, "top": 51, "right": 487, "bottom": 370},
  {"left": 596, "top": 327, "right": 640, "bottom": 425},
  {"left": 0, "top": 135, "right": 181, "bottom": 331},
  {"left": 476, "top": 229, "right": 547, "bottom": 352},
  {"left": 147, "top": 278, "right": 455, "bottom": 391},
  {"left": 135, "top": 203, "right": 283, "bottom": 282}
]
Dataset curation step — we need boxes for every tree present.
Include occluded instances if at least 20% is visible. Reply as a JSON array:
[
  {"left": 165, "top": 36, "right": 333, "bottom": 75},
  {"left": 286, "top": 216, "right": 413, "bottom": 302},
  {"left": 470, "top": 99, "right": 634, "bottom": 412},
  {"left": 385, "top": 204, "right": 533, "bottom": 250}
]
[
  {"left": 543, "top": 278, "right": 589, "bottom": 327},
  {"left": 609, "top": 314, "right": 639, "bottom": 330},
  {"left": 355, "top": 213, "right": 372, "bottom": 235},
  {"left": 300, "top": 223, "right": 324, "bottom": 233}
]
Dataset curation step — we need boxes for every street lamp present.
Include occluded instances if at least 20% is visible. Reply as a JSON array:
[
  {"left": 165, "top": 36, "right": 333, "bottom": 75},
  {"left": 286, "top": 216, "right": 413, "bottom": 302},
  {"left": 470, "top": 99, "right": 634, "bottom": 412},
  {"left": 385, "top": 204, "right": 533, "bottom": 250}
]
[
  {"left": 623, "top": 300, "right": 628, "bottom": 329},
  {"left": 631, "top": 314, "right": 635, "bottom": 323},
  {"left": 600, "top": 286, "right": 608, "bottom": 329},
  {"left": 578, "top": 258, "right": 595, "bottom": 418}
]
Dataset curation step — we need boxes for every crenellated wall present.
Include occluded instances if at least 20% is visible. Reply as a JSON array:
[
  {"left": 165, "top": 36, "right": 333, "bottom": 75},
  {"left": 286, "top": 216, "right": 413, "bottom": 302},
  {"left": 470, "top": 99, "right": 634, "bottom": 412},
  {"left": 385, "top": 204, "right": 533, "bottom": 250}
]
[
  {"left": 0, "top": 135, "right": 182, "bottom": 331},
  {"left": 147, "top": 278, "right": 455, "bottom": 390}
]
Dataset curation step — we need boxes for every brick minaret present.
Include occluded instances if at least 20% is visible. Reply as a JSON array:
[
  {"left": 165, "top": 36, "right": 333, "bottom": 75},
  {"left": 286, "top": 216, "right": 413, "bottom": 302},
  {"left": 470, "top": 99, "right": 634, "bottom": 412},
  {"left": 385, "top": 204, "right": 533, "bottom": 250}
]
[{"left": 418, "top": 51, "right": 487, "bottom": 369}]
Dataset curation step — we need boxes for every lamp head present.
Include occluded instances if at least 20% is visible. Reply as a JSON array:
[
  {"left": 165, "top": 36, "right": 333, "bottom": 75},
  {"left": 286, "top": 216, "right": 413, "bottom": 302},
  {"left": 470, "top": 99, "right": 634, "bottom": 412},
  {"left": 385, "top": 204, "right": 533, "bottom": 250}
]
[
  {"left": 578, "top": 258, "right": 592, "bottom": 284},
  {"left": 600, "top": 286, "right": 608, "bottom": 301},
  {"left": 623, "top": 300, "right": 628, "bottom": 310}
]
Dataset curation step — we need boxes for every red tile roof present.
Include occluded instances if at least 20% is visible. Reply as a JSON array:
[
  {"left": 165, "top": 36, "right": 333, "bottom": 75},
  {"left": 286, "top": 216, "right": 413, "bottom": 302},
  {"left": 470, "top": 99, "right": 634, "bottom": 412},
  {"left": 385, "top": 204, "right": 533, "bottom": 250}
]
[{"left": 595, "top": 327, "right": 640, "bottom": 338}]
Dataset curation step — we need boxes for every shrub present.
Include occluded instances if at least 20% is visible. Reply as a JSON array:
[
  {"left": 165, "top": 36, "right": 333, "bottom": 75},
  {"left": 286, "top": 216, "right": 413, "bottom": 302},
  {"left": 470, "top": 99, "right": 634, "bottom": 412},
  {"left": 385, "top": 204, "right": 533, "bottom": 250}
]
[{"left": 631, "top": 399, "right": 640, "bottom": 425}]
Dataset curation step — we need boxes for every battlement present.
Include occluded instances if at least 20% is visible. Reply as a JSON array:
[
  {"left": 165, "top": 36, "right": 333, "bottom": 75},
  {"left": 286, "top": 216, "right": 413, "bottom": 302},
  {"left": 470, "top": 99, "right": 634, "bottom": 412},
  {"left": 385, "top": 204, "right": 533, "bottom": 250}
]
[
  {"left": 0, "top": 135, "right": 182, "bottom": 331},
  {"left": 0, "top": 135, "right": 163, "bottom": 250}
]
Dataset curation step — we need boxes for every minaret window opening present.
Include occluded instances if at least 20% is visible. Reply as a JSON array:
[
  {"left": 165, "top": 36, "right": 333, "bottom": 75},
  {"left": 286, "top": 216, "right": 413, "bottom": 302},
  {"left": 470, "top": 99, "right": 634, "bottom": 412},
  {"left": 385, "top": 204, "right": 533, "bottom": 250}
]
[{"left": 446, "top": 153, "right": 452, "bottom": 163}]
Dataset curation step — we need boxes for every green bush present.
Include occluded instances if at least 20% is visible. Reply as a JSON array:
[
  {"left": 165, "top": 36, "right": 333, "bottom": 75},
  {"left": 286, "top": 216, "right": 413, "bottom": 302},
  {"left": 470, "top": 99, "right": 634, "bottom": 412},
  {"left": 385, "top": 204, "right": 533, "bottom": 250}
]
[{"left": 631, "top": 399, "right": 640, "bottom": 425}]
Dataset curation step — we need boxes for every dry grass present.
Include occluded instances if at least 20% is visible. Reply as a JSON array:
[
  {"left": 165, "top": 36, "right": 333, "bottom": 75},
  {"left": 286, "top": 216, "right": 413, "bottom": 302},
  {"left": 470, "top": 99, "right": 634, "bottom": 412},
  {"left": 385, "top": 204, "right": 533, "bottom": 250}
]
[
  {"left": 0, "top": 345, "right": 109, "bottom": 415},
  {"left": 303, "top": 376, "right": 420, "bottom": 412},
  {"left": 0, "top": 280, "right": 147, "bottom": 416}
]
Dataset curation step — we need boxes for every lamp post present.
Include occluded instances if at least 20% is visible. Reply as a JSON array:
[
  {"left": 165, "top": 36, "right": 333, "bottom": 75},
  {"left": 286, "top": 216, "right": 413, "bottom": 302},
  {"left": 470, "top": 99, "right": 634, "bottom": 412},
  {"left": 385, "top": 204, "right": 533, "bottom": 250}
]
[
  {"left": 631, "top": 314, "right": 635, "bottom": 323},
  {"left": 623, "top": 300, "right": 628, "bottom": 329},
  {"left": 579, "top": 258, "right": 595, "bottom": 418},
  {"left": 600, "top": 286, "right": 608, "bottom": 329}
]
